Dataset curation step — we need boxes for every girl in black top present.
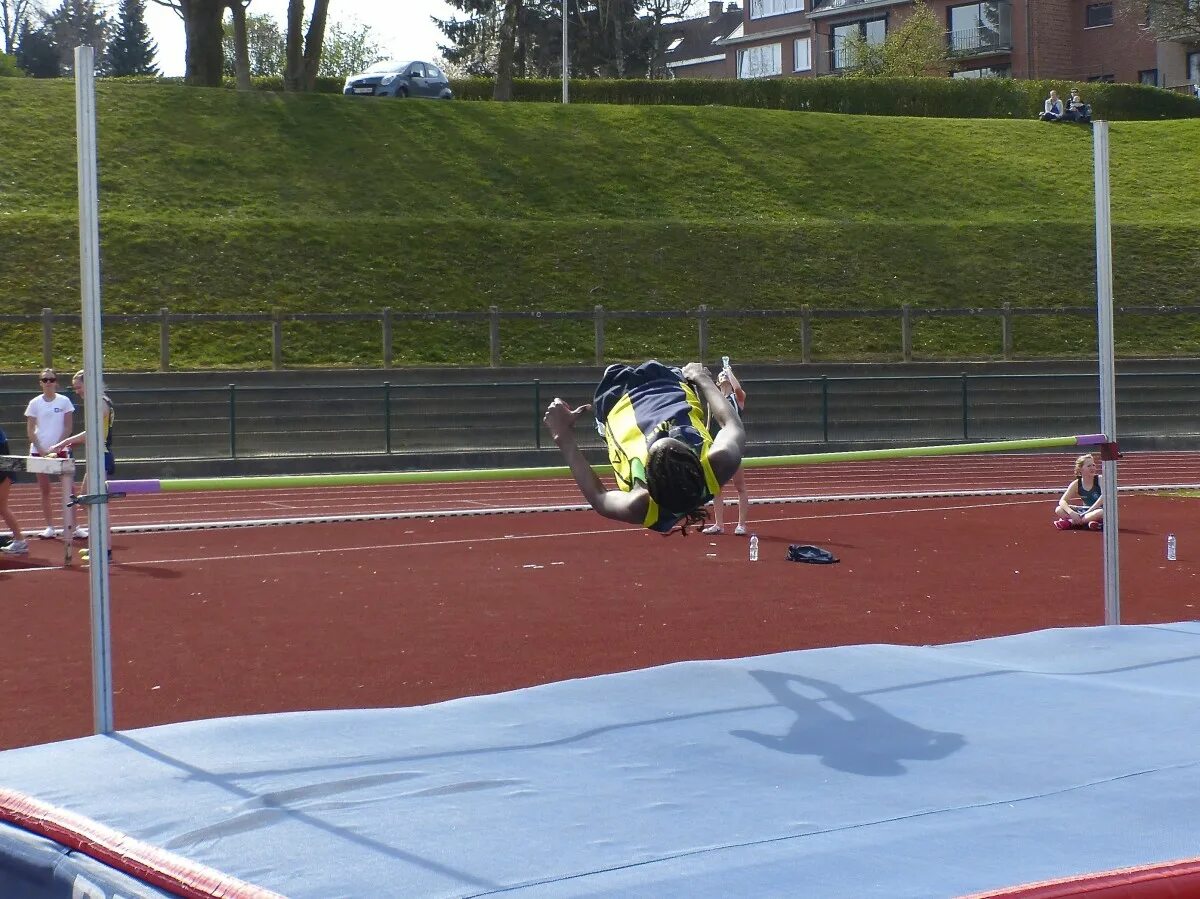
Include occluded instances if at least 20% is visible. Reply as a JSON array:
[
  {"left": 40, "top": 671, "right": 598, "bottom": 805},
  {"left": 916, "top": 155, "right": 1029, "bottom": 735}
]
[{"left": 1053, "top": 453, "right": 1104, "bottom": 531}]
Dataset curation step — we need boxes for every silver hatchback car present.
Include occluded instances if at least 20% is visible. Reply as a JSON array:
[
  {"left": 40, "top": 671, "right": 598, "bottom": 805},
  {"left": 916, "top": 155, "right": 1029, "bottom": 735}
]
[{"left": 343, "top": 60, "right": 454, "bottom": 100}]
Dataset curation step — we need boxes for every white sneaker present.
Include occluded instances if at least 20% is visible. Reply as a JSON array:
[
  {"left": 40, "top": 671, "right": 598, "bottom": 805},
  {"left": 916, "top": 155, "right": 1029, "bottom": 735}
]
[
  {"left": 73, "top": 526, "right": 89, "bottom": 540},
  {"left": 702, "top": 525, "right": 724, "bottom": 535},
  {"left": 38, "top": 526, "right": 57, "bottom": 539},
  {"left": 734, "top": 525, "right": 747, "bottom": 536},
  {"left": 1, "top": 539, "right": 29, "bottom": 554}
]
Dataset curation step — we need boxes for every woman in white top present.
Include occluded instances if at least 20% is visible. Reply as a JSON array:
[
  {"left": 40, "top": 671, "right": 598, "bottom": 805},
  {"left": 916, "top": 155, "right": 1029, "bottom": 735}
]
[
  {"left": 24, "top": 368, "right": 75, "bottom": 539},
  {"left": 702, "top": 365, "right": 750, "bottom": 536}
]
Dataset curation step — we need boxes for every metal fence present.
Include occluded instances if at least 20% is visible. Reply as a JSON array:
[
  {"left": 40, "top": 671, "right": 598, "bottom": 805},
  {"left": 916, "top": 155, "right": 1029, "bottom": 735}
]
[
  {"left": 3, "top": 370, "right": 1196, "bottom": 463},
  {"left": 6, "top": 305, "right": 1200, "bottom": 371}
]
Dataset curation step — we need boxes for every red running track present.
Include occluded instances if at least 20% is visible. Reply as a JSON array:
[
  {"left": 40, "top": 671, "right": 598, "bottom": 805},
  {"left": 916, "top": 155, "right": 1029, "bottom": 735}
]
[{"left": 1, "top": 451, "right": 1198, "bottom": 752}]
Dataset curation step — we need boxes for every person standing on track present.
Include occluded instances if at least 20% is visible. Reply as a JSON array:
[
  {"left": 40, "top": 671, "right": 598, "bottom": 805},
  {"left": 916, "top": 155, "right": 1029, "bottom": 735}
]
[
  {"left": 0, "top": 425, "right": 29, "bottom": 555},
  {"left": 1054, "top": 453, "right": 1104, "bottom": 530},
  {"left": 24, "top": 368, "right": 74, "bottom": 539},
  {"left": 50, "top": 370, "right": 115, "bottom": 548},
  {"left": 703, "top": 364, "right": 750, "bottom": 536},
  {"left": 543, "top": 360, "right": 745, "bottom": 535}
]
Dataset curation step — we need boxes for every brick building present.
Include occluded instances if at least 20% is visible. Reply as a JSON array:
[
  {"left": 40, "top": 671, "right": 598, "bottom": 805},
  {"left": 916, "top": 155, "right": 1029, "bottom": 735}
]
[{"left": 662, "top": 0, "right": 1199, "bottom": 92}]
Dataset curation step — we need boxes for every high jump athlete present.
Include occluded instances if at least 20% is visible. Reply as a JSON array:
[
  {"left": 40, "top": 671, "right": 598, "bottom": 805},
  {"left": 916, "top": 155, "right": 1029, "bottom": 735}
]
[{"left": 543, "top": 360, "right": 745, "bottom": 535}]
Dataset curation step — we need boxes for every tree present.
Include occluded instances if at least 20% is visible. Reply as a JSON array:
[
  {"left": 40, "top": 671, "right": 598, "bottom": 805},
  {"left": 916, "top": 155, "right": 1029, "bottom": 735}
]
[
  {"left": 317, "top": 18, "right": 382, "bottom": 77},
  {"left": 46, "top": 0, "right": 111, "bottom": 76},
  {"left": 149, "top": 0, "right": 224, "bottom": 87},
  {"left": 493, "top": 0, "right": 520, "bottom": 99},
  {"left": 281, "top": 0, "right": 331, "bottom": 91},
  {"left": 108, "top": 0, "right": 158, "bottom": 75},
  {"left": 221, "top": 8, "right": 282, "bottom": 77},
  {"left": 14, "top": 17, "right": 58, "bottom": 75},
  {"left": 642, "top": 0, "right": 695, "bottom": 78},
  {"left": 841, "top": 1, "right": 949, "bottom": 77},
  {"left": 0, "top": 48, "right": 21, "bottom": 72},
  {"left": 1133, "top": 0, "right": 1200, "bottom": 42},
  {"left": 1, "top": 0, "right": 35, "bottom": 55}
]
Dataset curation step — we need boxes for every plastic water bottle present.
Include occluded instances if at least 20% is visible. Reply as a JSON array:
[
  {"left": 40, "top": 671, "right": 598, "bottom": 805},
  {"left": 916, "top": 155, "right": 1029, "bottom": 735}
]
[
  {"left": 721, "top": 355, "right": 731, "bottom": 372},
  {"left": 749, "top": 534, "right": 759, "bottom": 562},
  {"left": 1167, "top": 534, "right": 1177, "bottom": 561}
]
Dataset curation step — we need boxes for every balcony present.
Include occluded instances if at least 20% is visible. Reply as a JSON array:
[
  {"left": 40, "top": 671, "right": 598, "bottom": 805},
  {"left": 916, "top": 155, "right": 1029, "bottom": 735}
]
[
  {"left": 809, "top": 0, "right": 909, "bottom": 19},
  {"left": 947, "top": 24, "right": 1012, "bottom": 57}
]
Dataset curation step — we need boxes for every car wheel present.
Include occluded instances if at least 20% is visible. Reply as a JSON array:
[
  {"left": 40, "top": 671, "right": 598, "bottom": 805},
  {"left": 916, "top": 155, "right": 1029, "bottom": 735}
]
[{"left": 396, "top": 86, "right": 409, "bottom": 98}]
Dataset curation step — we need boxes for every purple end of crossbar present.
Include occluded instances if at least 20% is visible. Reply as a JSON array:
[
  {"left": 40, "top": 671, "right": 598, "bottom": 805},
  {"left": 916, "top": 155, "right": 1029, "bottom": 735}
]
[
  {"left": 1075, "top": 434, "right": 1108, "bottom": 446},
  {"left": 106, "top": 479, "right": 161, "bottom": 495}
]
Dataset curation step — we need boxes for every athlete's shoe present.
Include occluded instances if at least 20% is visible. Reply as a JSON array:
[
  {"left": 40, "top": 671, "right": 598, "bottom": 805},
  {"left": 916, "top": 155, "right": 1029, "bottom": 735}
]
[
  {"left": 38, "top": 526, "right": 59, "bottom": 539},
  {"left": 1053, "top": 518, "right": 1072, "bottom": 530},
  {"left": 1088, "top": 521, "right": 1103, "bottom": 531},
  {"left": 734, "top": 524, "right": 747, "bottom": 536},
  {"left": 1, "top": 539, "right": 29, "bottom": 554},
  {"left": 73, "top": 526, "right": 88, "bottom": 540},
  {"left": 702, "top": 525, "right": 724, "bottom": 535}
]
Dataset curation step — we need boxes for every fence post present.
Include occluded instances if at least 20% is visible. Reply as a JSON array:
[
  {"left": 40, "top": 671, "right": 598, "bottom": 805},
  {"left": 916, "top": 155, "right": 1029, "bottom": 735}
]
[
  {"left": 271, "top": 309, "right": 283, "bottom": 370},
  {"left": 228, "top": 384, "right": 237, "bottom": 459},
  {"left": 489, "top": 305, "right": 500, "bottom": 368},
  {"left": 697, "top": 304, "right": 708, "bottom": 361},
  {"left": 383, "top": 382, "right": 392, "bottom": 454},
  {"left": 594, "top": 305, "right": 605, "bottom": 365},
  {"left": 158, "top": 308, "right": 170, "bottom": 371},
  {"left": 801, "top": 305, "right": 811, "bottom": 364},
  {"left": 382, "top": 308, "right": 393, "bottom": 369},
  {"left": 42, "top": 308, "right": 53, "bottom": 368},
  {"left": 821, "top": 375, "right": 829, "bottom": 443},
  {"left": 961, "top": 372, "right": 969, "bottom": 440},
  {"left": 533, "top": 379, "right": 542, "bottom": 449},
  {"left": 901, "top": 304, "right": 912, "bottom": 362},
  {"left": 1001, "top": 303, "right": 1013, "bottom": 360}
]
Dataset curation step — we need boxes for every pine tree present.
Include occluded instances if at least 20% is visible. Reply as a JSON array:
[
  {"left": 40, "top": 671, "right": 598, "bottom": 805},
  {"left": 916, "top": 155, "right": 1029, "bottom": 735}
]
[
  {"left": 108, "top": 0, "right": 158, "bottom": 76},
  {"left": 46, "top": 0, "right": 111, "bottom": 75},
  {"left": 14, "top": 18, "right": 58, "bottom": 77}
]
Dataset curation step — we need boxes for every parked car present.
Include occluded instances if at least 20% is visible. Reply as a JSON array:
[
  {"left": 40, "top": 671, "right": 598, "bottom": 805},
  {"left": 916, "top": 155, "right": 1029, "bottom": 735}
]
[{"left": 342, "top": 60, "right": 453, "bottom": 100}]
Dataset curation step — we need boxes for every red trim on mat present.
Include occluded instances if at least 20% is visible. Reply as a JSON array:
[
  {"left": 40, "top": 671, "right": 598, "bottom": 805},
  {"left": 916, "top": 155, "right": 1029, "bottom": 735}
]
[
  {"left": 964, "top": 856, "right": 1200, "bottom": 898},
  {"left": 0, "top": 787, "right": 283, "bottom": 899}
]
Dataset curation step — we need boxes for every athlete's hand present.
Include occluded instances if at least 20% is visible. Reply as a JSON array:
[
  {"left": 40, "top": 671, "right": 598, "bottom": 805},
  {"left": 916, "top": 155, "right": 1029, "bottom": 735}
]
[
  {"left": 543, "top": 399, "right": 591, "bottom": 442},
  {"left": 682, "top": 362, "right": 711, "bottom": 384}
]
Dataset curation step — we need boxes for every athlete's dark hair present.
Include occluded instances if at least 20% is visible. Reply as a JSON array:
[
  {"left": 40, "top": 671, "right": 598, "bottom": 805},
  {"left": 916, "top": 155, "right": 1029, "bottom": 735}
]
[{"left": 646, "top": 440, "right": 708, "bottom": 535}]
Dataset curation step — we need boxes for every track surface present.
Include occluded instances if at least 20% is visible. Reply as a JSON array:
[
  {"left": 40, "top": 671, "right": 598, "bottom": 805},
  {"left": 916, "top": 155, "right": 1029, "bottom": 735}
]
[{"left": 2, "top": 451, "right": 1198, "bottom": 751}]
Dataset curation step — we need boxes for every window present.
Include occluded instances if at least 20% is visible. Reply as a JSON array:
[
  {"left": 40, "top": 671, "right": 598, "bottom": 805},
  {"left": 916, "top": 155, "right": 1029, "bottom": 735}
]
[
  {"left": 737, "top": 43, "right": 783, "bottom": 78},
  {"left": 1085, "top": 3, "right": 1113, "bottom": 27},
  {"left": 794, "top": 38, "right": 812, "bottom": 71},
  {"left": 1086, "top": 73, "right": 1115, "bottom": 82},
  {"left": 947, "top": 2, "right": 1010, "bottom": 54},
  {"left": 750, "top": 0, "right": 804, "bottom": 18},
  {"left": 1189, "top": 51, "right": 1200, "bottom": 86},
  {"left": 952, "top": 65, "right": 1010, "bottom": 78},
  {"left": 666, "top": 37, "right": 684, "bottom": 52},
  {"left": 427, "top": 65, "right": 443, "bottom": 79},
  {"left": 1138, "top": 69, "right": 1157, "bottom": 86},
  {"left": 831, "top": 18, "right": 886, "bottom": 68}
]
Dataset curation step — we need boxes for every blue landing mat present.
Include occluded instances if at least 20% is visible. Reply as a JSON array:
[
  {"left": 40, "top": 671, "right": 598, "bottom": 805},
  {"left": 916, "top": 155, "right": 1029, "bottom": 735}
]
[{"left": 2, "top": 623, "right": 1200, "bottom": 898}]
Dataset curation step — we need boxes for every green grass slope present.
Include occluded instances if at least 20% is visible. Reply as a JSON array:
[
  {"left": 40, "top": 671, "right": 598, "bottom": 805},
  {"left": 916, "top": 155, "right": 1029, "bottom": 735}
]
[{"left": 1, "top": 78, "right": 1197, "bottom": 368}]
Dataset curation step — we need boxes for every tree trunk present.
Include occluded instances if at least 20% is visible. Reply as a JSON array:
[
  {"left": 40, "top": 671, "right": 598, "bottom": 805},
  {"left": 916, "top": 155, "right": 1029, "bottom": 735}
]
[
  {"left": 230, "top": 0, "right": 252, "bottom": 91},
  {"left": 300, "top": 0, "right": 329, "bottom": 90},
  {"left": 612, "top": 1, "right": 624, "bottom": 77},
  {"left": 182, "top": 0, "right": 226, "bottom": 87},
  {"left": 282, "top": 0, "right": 303, "bottom": 91},
  {"left": 492, "top": 0, "right": 520, "bottom": 101}
]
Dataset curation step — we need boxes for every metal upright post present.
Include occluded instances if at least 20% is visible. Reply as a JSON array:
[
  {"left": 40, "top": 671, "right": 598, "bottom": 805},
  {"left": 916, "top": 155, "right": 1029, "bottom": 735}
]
[
  {"left": 75, "top": 45, "right": 114, "bottom": 735},
  {"left": 562, "top": 1, "right": 569, "bottom": 104},
  {"left": 1093, "top": 122, "right": 1121, "bottom": 625}
]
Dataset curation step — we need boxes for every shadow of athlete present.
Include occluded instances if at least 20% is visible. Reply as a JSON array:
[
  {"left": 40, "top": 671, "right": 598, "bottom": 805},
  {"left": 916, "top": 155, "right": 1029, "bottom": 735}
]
[{"left": 731, "top": 670, "right": 965, "bottom": 777}]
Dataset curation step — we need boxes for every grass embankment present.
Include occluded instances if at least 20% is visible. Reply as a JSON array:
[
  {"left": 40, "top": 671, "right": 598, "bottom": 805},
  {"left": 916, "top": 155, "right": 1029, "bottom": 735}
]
[{"left": 1, "top": 78, "right": 1197, "bottom": 369}]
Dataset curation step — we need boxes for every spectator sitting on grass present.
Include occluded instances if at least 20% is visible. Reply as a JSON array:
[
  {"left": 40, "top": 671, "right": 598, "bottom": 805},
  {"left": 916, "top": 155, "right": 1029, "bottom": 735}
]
[
  {"left": 1065, "top": 88, "right": 1091, "bottom": 123},
  {"left": 1039, "top": 90, "right": 1064, "bottom": 122}
]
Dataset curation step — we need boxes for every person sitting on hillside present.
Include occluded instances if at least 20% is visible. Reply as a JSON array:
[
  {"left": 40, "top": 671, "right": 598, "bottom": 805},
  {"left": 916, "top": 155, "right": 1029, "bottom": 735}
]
[
  {"left": 543, "top": 360, "right": 745, "bottom": 535},
  {"left": 1064, "top": 88, "right": 1092, "bottom": 123},
  {"left": 1039, "top": 90, "right": 1064, "bottom": 121},
  {"left": 1053, "top": 453, "right": 1104, "bottom": 530}
]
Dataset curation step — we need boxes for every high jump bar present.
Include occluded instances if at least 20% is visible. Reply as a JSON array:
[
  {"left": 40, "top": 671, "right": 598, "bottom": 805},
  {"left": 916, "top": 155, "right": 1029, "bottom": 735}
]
[{"left": 106, "top": 434, "right": 1107, "bottom": 495}]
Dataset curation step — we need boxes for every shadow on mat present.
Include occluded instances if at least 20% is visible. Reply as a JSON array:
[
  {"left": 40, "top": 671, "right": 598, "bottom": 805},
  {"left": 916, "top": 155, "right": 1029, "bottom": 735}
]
[{"left": 731, "top": 670, "right": 964, "bottom": 776}]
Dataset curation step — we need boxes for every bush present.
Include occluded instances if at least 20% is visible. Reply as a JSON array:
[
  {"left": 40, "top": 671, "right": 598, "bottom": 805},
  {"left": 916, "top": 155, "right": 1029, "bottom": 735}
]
[
  {"left": 0, "top": 53, "right": 24, "bottom": 78},
  {"left": 450, "top": 75, "right": 1200, "bottom": 121}
]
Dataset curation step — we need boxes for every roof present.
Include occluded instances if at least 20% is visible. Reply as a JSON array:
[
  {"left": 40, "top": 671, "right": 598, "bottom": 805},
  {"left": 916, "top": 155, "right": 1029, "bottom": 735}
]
[{"left": 662, "top": 4, "right": 743, "bottom": 69}]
